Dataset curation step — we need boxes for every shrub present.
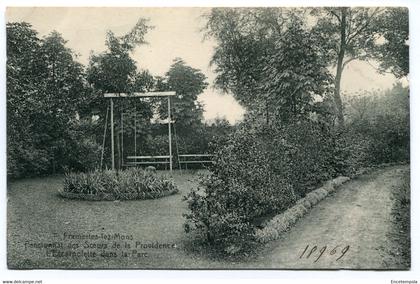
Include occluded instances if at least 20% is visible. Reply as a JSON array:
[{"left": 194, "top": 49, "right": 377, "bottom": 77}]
[
  {"left": 272, "top": 121, "right": 339, "bottom": 197},
  {"left": 7, "top": 118, "right": 102, "bottom": 179},
  {"left": 184, "top": 173, "right": 285, "bottom": 253},
  {"left": 183, "top": 116, "right": 347, "bottom": 254},
  {"left": 60, "top": 168, "right": 178, "bottom": 200},
  {"left": 7, "top": 142, "right": 51, "bottom": 178},
  {"left": 61, "top": 119, "right": 103, "bottom": 173}
]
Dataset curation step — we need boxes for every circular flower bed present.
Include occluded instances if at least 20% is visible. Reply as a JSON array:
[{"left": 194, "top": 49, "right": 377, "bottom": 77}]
[{"left": 59, "top": 168, "right": 178, "bottom": 201}]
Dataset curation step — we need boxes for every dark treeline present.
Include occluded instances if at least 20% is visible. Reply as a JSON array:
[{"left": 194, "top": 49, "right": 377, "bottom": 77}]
[{"left": 7, "top": 20, "right": 231, "bottom": 178}]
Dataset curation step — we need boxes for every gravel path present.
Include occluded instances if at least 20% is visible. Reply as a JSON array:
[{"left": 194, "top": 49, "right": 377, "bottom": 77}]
[
  {"left": 242, "top": 165, "right": 410, "bottom": 269},
  {"left": 7, "top": 166, "right": 409, "bottom": 269}
]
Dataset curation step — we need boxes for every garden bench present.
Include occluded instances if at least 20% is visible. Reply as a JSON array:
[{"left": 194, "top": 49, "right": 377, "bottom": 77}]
[{"left": 178, "top": 154, "right": 214, "bottom": 169}]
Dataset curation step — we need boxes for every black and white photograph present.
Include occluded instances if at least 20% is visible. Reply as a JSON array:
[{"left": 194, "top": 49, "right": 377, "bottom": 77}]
[{"left": 4, "top": 6, "right": 411, "bottom": 272}]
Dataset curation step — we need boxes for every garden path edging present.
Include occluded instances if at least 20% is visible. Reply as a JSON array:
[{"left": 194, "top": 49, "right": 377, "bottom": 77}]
[{"left": 254, "top": 176, "right": 350, "bottom": 243}]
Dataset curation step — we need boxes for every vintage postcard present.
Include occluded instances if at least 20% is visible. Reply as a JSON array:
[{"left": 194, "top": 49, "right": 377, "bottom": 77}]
[{"left": 5, "top": 6, "right": 410, "bottom": 270}]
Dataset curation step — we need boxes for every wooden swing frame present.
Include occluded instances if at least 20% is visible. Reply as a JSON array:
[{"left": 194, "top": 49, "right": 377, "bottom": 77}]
[{"left": 104, "top": 92, "right": 176, "bottom": 173}]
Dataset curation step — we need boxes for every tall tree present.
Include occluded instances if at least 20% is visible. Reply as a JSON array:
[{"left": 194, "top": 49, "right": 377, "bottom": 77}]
[
  {"left": 7, "top": 23, "right": 94, "bottom": 176},
  {"left": 261, "top": 16, "right": 333, "bottom": 123},
  {"left": 87, "top": 18, "right": 152, "bottom": 95},
  {"left": 86, "top": 18, "right": 153, "bottom": 169},
  {"left": 158, "top": 58, "right": 208, "bottom": 132},
  {"left": 7, "top": 22, "right": 44, "bottom": 127},
  {"left": 311, "top": 7, "right": 387, "bottom": 126},
  {"left": 205, "top": 8, "right": 333, "bottom": 123},
  {"left": 7, "top": 22, "right": 46, "bottom": 176},
  {"left": 205, "top": 8, "right": 276, "bottom": 109},
  {"left": 36, "top": 31, "right": 89, "bottom": 172}
]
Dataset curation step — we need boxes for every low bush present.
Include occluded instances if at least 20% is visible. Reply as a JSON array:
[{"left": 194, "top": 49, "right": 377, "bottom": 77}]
[
  {"left": 183, "top": 174, "right": 272, "bottom": 254},
  {"left": 7, "top": 143, "right": 51, "bottom": 179},
  {"left": 60, "top": 168, "right": 178, "bottom": 200}
]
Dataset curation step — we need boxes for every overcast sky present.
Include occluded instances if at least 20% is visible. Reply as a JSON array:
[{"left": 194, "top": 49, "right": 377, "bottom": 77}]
[{"left": 6, "top": 7, "right": 407, "bottom": 123}]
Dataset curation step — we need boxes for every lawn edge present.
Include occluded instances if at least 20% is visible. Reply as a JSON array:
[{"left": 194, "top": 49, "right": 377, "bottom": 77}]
[
  {"left": 254, "top": 176, "right": 350, "bottom": 243},
  {"left": 254, "top": 162, "right": 409, "bottom": 244}
]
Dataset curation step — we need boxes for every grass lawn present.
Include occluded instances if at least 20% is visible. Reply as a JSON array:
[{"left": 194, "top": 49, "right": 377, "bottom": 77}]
[
  {"left": 7, "top": 170, "right": 242, "bottom": 269},
  {"left": 7, "top": 166, "right": 410, "bottom": 269}
]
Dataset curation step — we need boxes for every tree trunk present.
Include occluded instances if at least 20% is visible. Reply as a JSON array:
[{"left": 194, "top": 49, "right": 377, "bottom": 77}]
[
  {"left": 334, "top": 62, "right": 345, "bottom": 127},
  {"left": 334, "top": 8, "right": 348, "bottom": 128}
]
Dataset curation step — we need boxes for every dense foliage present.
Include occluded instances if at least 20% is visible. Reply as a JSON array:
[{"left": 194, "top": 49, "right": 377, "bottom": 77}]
[
  {"left": 183, "top": 7, "right": 410, "bottom": 255},
  {"left": 184, "top": 117, "right": 343, "bottom": 253},
  {"left": 7, "top": 23, "right": 99, "bottom": 178},
  {"left": 184, "top": 84, "right": 409, "bottom": 254},
  {"left": 343, "top": 83, "right": 410, "bottom": 167},
  {"left": 374, "top": 8, "right": 409, "bottom": 78}
]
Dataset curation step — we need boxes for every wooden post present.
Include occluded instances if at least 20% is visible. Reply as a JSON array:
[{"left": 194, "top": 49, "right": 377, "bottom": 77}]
[
  {"left": 134, "top": 104, "right": 137, "bottom": 157},
  {"left": 168, "top": 96, "right": 173, "bottom": 173},
  {"left": 110, "top": 98, "right": 115, "bottom": 171},
  {"left": 100, "top": 104, "right": 109, "bottom": 170},
  {"left": 121, "top": 111, "right": 124, "bottom": 167}
]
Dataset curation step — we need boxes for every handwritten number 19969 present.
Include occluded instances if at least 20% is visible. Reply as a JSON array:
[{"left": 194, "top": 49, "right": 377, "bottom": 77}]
[{"left": 299, "top": 245, "right": 350, "bottom": 262}]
